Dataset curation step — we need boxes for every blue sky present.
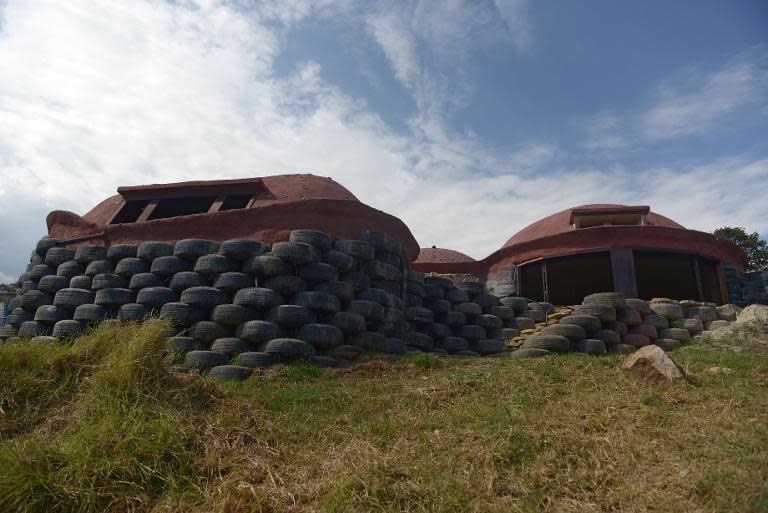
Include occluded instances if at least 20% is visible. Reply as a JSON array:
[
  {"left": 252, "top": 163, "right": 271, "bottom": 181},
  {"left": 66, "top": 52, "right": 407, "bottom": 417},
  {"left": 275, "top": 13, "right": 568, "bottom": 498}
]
[{"left": 0, "top": 0, "right": 767, "bottom": 281}]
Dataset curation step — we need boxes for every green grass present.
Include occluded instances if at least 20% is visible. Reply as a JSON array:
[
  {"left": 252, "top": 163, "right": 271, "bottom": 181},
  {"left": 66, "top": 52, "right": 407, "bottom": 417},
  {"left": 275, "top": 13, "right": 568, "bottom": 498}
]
[{"left": 0, "top": 322, "right": 767, "bottom": 512}]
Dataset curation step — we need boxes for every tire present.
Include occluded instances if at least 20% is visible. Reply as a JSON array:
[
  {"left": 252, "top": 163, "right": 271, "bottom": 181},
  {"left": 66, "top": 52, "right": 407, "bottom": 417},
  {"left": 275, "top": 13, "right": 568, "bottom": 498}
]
[
  {"left": 575, "top": 304, "right": 616, "bottom": 322},
  {"left": 621, "top": 333, "right": 651, "bottom": 348},
  {"left": 541, "top": 324, "right": 586, "bottom": 341},
  {"left": 185, "top": 350, "right": 228, "bottom": 369},
  {"left": 52, "top": 320, "right": 82, "bottom": 338},
  {"left": 499, "top": 296, "right": 528, "bottom": 314},
  {"left": 297, "top": 262, "right": 337, "bottom": 284},
  {"left": 486, "top": 305, "right": 515, "bottom": 321},
  {"left": 444, "top": 289, "right": 469, "bottom": 304},
  {"left": 490, "top": 327, "right": 520, "bottom": 340},
  {"left": 381, "top": 338, "right": 407, "bottom": 354},
  {"left": 322, "top": 249, "right": 356, "bottom": 272},
  {"left": 219, "top": 239, "right": 267, "bottom": 261},
  {"left": 211, "top": 337, "right": 252, "bottom": 356},
  {"left": 74, "top": 245, "right": 107, "bottom": 264},
  {"left": 340, "top": 271, "right": 371, "bottom": 292},
  {"left": 574, "top": 339, "right": 606, "bottom": 355},
  {"left": 91, "top": 273, "right": 129, "bottom": 291},
  {"left": 459, "top": 324, "right": 486, "bottom": 340},
  {"left": 472, "top": 293, "right": 499, "bottom": 309},
  {"left": 362, "top": 260, "right": 401, "bottom": 282},
  {"left": 360, "top": 229, "right": 401, "bottom": 253},
  {"left": 136, "top": 287, "right": 178, "bottom": 308},
  {"left": 84, "top": 259, "right": 116, "bottom": 277},
  {"left": 407, "top": 281, "right": 426, "bottom": 298},
  {"left": 685, "top": 306, "right": 717, "bottom": 323},
  {"left": 438, "top": 336, "right": 469, "bottom": 353},
  {"left": 583, "top": 292, "right": 626, "bottom": 309},
  {"left": 174, "top": 239, "right": 220, "bottom": 260},
  {"left": 35, "top": 237, "right": 59, "bottom": 256},
  {"left": 654, "top": 338, "right": 681, "bottom": 351},
  {"left": 190, "top": 321, "right": 233, "bottom": 343},
  {"left": 212, "top": 272, "right": 253, "bottom": 293},
  {"left": 20, "top": 281, "right": 36, "bottom": 294},
  {"left": 107, "top": 244, "right": 138, "bottom": 261},
  {"left": 169, "top": 272, "right": 207, "bottom": 293},
  {"left": 292, "top": 291, "right": 341, "bottom": 314},
  {"left": 629, "top": 324, "right": 657, "bottom": 340},
  {"left": 18, "top": 321, "right": 48, "bottom": 338},
  {"left": 236, "top": 320, "right": 280, "bottom": 344},
  {"left": 166, "top": 336, "right": 200, "bottom": 356},
  {"left": 456, "top": 302, "right": 482, "bottom": 316},
  {"left": 642, "top": 314, "right": 669, "bottom": 330},
  {"left": 159, "top": 302, "right": 207, "bottom": 326},
  {"left": 128, "top": 273, "right": 164, "bottom": 292},
  {"left": 29, "top": 264, "right": 55, "bottom": 281},
  {"left": 371, "top": 280, "right": 401, "bottom": 297},
  {"left": 271, "top": 241, "right": 320, "bottom": 265},
  {"left": 422, "top": 323, "right": 451, "bottom": 339},
  {"left": 289, "top": 229, "right": 332, "bottom": 250},
  {"left": 212, "top": 304, "right": 258, "bottom": 326},
  {"left": 266, "top": 305, "right": 315, "bottom": 328},
  {"left": 52, "top": 288, "right": 92, "bottom": 310},
  {"left": 521, "top": 309, "right": 546, "bottom": 323},
  {"left": 233, "top": 287, "right": 282, "bottom": 309},
  {"left": 348, "top": 300, "right": 384, "bottom": 322},
  {"left": 298, "top": 323, "right": 344, "bottom": 350},
  {"left": 331, "top": 311, "right": 366, "bottom": 334},
  {"left": 118, "top": 303, "right": 148, "bottom": 321},
  {"left": 333, "top": 239, "right": 374, "bottom": 261},
  {"left": 423, "top": 284, "right": 445, "bottom": 299},
  {"left": 137, "top": 241, "right": 174, "bottom": 262},
  {"left": 8, "top": 296, "right": 23, "bottom": 312},
  {"left": 592, "top": 329, "right": 620, "bottom": 346},
  {"left": 558, "top": 315, "right": 601, "bottom": 333},
  {"left": 181, "top": 286, "right": 229, "bottom": 309},
  {"left": 423, "top": 299, "right": 450, "bottom": 317},
  {"left": 94, "top": 288, "right": 135, "bottom": 308},
  {"left": 617, "top": 308, "right": 642, "bottom": 327},
  {"left": 45, "top": 247, "right": 75, "bottom": 268},
  {"left": 522, "top": 335, "right": 571, "bottom": 353},
  {"left": 476, "top": 314, "right": 503, "bottom": 330},
  {"left": 678, "top": 318, "right": 703, "bottom": 334},
  {"left": 73, "top": 304, "right": 107, "bottom": 323},
  {"left": 38, "top": 275, "right": 69, "bottom": 294},
  {"left": 375, "top": 251, "right": 401, "bottom": 268},
  {"left": 261, "top": 338, "right": 316, "bottom": 356},
  {"left": 455, "top": 281, "right": 484, "bottom": 295},
  {"left": 507, "top": 317, "right": 534, "bottom": 331},
  {"left": 194, "top": 255, "right": 240, "bottom": 276},
  {"left": 608, "top": 344, "right": 636, "bottom": 354},
  {"left": 406, "top": 331, "right": 434, "bottom": 350},
  {"left": 262, "top": 275, "right": 305, "bottom": 297},
  {"left": 242, "top": 255, "right": 292, "bottom": 278},
  {"left": 406, "top": 270, "right": 424, "bottom": 283},
  {"left": 659, "top": 328, "right": 692, "bottom": 342},
  {"left": 348, "top": 331, "right": 386, "bottom": 351},
  {"left": 114, "top": 258, "right": 149, "bottom": 278},
  {"left": 406, "top": 294, "right": 423, "bottom": 307},
  {"left": 510, "top": 348, "right": 550, "bottom": 358},
  {"left": 34, "top": 305, "right": 71, "bottom": 324},
  {"left": 69, "top": 276, "right": 92, "bottom": 289},
  {"left": 475, "top": 339, "right": 505, "bottom": 355},
  {"left": 56, "top": 261, "right": 85, "bottom": 279},
  {"left": 625, "top": 298, "right": 651, "bottom": 315},
  {"left": 151, "top": 256, "right": 191, "bottom": 278},
  {"left": 238, "top": 351, "right": 276, "bottom": 368},
  {"left": 439, "top": 311, "right": 466, "bottom": 328},
  {"left": 313, "top": 281, "right": 354, "bottom": 302},
  {"left": 8, "top": 308, "right": 33, "bottom": 328}
]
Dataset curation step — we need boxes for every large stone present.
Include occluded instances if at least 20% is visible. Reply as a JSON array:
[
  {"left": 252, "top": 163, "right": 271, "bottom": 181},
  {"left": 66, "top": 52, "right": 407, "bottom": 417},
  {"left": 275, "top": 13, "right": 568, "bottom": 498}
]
[
  {"left": 736, "top": 304, "right": 768, "bottom": 327},
  {"left": 622, "top": 345, "right": 685, "bottom": 383},
  {"left": 716, "top": 304, "right": 741, "bottom": 322}
]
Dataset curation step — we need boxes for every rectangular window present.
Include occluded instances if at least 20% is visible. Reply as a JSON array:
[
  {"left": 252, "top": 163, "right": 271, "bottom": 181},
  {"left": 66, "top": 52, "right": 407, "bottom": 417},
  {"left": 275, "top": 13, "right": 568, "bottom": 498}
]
[
  {"left": 146, "top": 196, "right": 217, "bottom": 221},
  {"left": 219, "top": 194, "right": 252, "bottom": 211},
  {"left": 110, "top": 200, "right": 150, "bottom": 224}
]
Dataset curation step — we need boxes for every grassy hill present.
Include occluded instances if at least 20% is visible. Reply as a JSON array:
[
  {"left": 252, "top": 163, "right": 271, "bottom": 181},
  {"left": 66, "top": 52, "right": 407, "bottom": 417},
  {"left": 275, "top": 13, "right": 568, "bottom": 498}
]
[{"left": 0, "top": 321, "right": 766, "bottom": 513}]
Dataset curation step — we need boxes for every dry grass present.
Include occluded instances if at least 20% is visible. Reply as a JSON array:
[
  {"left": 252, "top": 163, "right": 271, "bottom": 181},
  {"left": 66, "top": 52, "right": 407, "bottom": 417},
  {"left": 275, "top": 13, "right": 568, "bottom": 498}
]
[{"left": 0, "top": 323, "right": 766, "bottom": 513}]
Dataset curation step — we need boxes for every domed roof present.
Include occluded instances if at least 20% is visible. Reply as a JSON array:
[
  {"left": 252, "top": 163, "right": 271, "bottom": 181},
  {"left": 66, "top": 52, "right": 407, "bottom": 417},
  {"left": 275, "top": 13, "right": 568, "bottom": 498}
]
[
  {"left": 415, "top": 246, "right": 476, "bottom": 264},
  {"left": 502, "top": 204, "right": 685, "bottom": 248}
]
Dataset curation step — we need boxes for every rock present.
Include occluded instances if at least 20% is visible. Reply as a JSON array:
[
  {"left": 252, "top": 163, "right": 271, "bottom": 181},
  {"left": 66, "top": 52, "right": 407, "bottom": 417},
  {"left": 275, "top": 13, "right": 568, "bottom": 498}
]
[
  {"left": 704, "top": 366, "right": 733, "bottom": 375},
  {"left": 736, "top": 304, "right": 768, "bottom": 327},
  {"left": 622, "top": 345, "right": 685, "bottom": 383},
  {"left": 704, "top": 320, "right": 731, "bottom": 330},
  {"left": 716, "top": 304, "right": 741, "bottom": 322}
]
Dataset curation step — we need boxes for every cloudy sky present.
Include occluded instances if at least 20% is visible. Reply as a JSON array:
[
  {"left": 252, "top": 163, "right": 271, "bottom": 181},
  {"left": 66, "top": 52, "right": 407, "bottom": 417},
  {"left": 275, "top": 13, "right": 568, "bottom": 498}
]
[{"left": 1, "top": 0, "right": 767, "bottom": 282}]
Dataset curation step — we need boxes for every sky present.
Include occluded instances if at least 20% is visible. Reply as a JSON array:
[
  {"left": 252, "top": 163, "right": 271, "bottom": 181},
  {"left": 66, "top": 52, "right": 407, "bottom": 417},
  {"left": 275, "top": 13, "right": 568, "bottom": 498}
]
[{"left": 0, "top": 0, "right": 767, "bottom": 282}]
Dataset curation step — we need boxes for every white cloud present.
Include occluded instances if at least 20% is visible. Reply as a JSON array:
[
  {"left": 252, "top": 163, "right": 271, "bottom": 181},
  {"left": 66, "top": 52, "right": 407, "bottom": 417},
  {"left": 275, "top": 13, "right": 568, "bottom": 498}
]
[{"left": 576, "top": 112, "right": 627, "bottom": 150}]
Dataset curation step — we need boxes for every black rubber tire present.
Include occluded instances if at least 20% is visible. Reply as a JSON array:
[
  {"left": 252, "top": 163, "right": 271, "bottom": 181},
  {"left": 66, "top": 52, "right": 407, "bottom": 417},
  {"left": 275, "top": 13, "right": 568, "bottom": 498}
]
[
  {"left": 169, "top": 272, "right": 207, "bottom": 293},
  {"left": 574, "top": 339, "right": 607, "bottom": 355},
  {"left": 219, "top": 239, "right": 267, "bottom": 261},
  {"left": 486, "top": 305, "right": 515, "bottom": 321},
  {"left": 20, "top": 281, "right": 36, "bottom": 294},
  {"left": 38, "top": 275, "right": 69, "bottom": 294},
  {"left": 292, "top": 291, "right": 341, "bottom": 314},
  {"left": 185, "top": 350, "right": 227, "bottom": 369},
  {"left": 510, "top": 348, "right": 550, "bottom": 358},
  {"left": 56, "top": 261, "right": 85, "bottom": 279},
  {"left": 583, "top": 292, "right": 626, "bottom": 309},
  {"left": 289, "top": 229, "right": 332, "bottom": 250},
  {"left": 455, "top": 281, "right": 484, "bottom": 295},
  {"left": 608, "top": 344, "right": 636, "bottom": 354},
  {"left": 166, "top": 336, "right": 200, "bottom": 356},
  {"left": 174, "top": 239, "right": 220, "bottom": 260},
  {"left": 236, "top": 320, "right": 281, "bottom": 344},
  {"left": 74, "top": 245, "right": 107, "bottom": 265},
  {"left": 128, "top": 273, "right": 165, "bottom": 291},
  {"left": 472, "top": 293, "right": 499, "bottom": 309},
  {"left": 381, "top": 338, "right": 407, "bottom": 354},
  {"left": 52, "top": 320, "right": 82, "bottom": 338},
  {"left": 180, "top": 286, "right": 229, "bottom": 309},
  {"left": 211, "top": 337, "right": 252, "bottom": 356},
  {"left": 7, "top": 296, "right": 23, "bottom": 311},
  {"left": 193, "top": 255, "right": 240, "bottom": 276},
  {"left": 476, "top": 314, "right": 503, "bottom": 330},
  {"left": 313, "top": 281, "right": 354, "bottom": 302},
  {"left": 118, "top": 303, "right": 148, "bottom": 321},
  {"left": 475, "top": 338, "right": 505, "bottom": 355},
  {"left": 658, "top": 328, "right": 692, "bottom": 342},
  {"left": 69, "top": 276, "right": 92, "bottom": 289},
  {"left": 617, "top": 307, "right": 642, "bottom": 327},
  {"left": 362, "top": 260, "right": 401, "bottom": 282},
  {"left": 73, "top": 304, "right": 107, "bottom": 323},
  {"left": 626, "top": 298, "right": 651, "bottom": 315},
  {"left": 558, "top": 315, "right": 601, "bottom": 333},
  {"left": 18, "top": 321, "right": 48, "bottom": 338},
  {"left": 91, "top": 273, "right": 129, "bottom": 291},
  {"left": 233, "top": 287, "right": 282, "bottom": 310},
  {"left": 340, "top": 271, "right": 371, "bottom": 292},
  {"left": 357, "top": 288, "right": 390, "bottom": 306},
  {"left": 592, "top": 329, "right": 620, "bottom": 346},
  {"left": 333, "top": 239, "right": 374, "bottom": 261},
  {"left": 238, "top": 351, "right": 276, "bottom": 368},
  {"left": 45, "top": 247, "right": 75, "bottom": 268},
  {"left": 35, "top": 237, "right": 59, "bottom": 256},
  {"left": 424, "top": 275, "right": 452, "bottom": 289},
  {"left": 114, "top": 258, "right": 149, "bottom": 278},
  {"left": 375, "top": 251, "right": 401, "bottom": 268},
  {"left": 602, "top": 321, "right": 628, "bottom": 336},
  {"left": 629, "top": 324, "right": 658, "bottom": 340},
  {"left": 360, "top": 229, "right": 401, "bottom": 253},
  {"left": 137, "top": 241, "right": 174, "bottom": 262},
  {"left": 242, "top": 255, "right": 292, "bottom": 278},
  {"left": 491, "top": 327, "right": 520, "bottom": 340},
  {"left": 29, "top": 264, "right": 56, "bottom": 281},
  {"left": 443, "top": 288, "right": 467, "bottom": 304},
  {"left": 406, "top": 270, "right": 424, "bottom": 283},
  {"left": 371, "top": 280, "right": 401, "bottom": 297},
  {"left": 574, "top": 304, "right": 617, "bottom": 322},
  {"left": 406, "top": 281, "right": 426, "bottom": 298},
  {"left": 348, "top": 331, "right": 387, "bottom": 351},
  {"left": 499, "top": 296, "right": 528, "bottom": 314},
  {"left": 297, "top": 323, "right": 344, "bottom": 350},
  {"left": 406, "top": 331, "right": 434, "bottom": 350},
  {"left": 322, "top": 249, "right": 356, "bottom": 272},
  {"left": 208, "top": 365, "right": 254, "bottom": 381},
  {"left": 213, "top": 272, "right": 253, "bottom": 293},
  {"left": 298, "top": 262, "right": 338, "bottom": 283},
  {"left": 189, "top": 321, "right": 233, "bottom": 343},
  {"left": 521, "top": 309, "right": 546, "bottom": 323},
  {"left": 151, "top": 256, "right": 191, "bottom": 278},
  {"left": 650, "top": 303, "right": 684, "bottom": 321},
  {"left": 266, "top": 305, "right": 316, "bottom": 328},
  {"left": 8, "top": 308, "right": 33, "bottom": 328},
  {"left": 621, "top": 333, "right": 651, "bottom": 348},
  {"left": 507, "top": 317, "right": 534, "bottom": 331},
  {"left": 107, "top": 244, "right": 137, "bottom": 261},
  {"left": 261, "top": 338, "right": 316, "bottom": 356},
  {"left": 271, "top": 241, "right": 320, "bottom": 265},
  {"left": 84, "top": 260, "right": 116, "bottom": 277},
  {"left": 406, "top": 294, "right": 423, "bottom": 307},
  {"left": 261, "top": 275, "right": 305, "bottom": 297},
  {"left": 423, "top": 284, "right": 445, "bottom": 299},
  {"left": 212, "top": 304, "right": 258, "bottom": 326},
  {"left": 541, "top": 324, "right": 586, "bottom": 341},
  {"left": 642, "top": 314, "right": 669, "bottom": 330},
  {"left": 654, "top": 338, "right": 681, "bottom": 351},
  {"left": 522, "top": 335, "right": 571, "bottom": 353},
  {"left": 348, "top": 300, "right": 384, "bottom": 322},
  {"left": 34, "top": 305, "right": 72, "bottom": 324},
  {"left": 331, "top": 311, "right": 366, "bottom": 334},
  {"left": 159, "top": 302, "right": 207, "bottom": 326},
  {"left": 94, "top": 288, "right": 135, "bottom": 308},
  {"left": 52, "top": 288, "right": 92, "bottom": 310},
  {"left": 458, "top": 324, "right": 486, "bottom": 340},
  {"left": 439, "top": 311, "right": 466, "bottom": 328},
  {"left": 439, "top": 336, "right": 469, "bottom": 353},
  {"left": 456, "top": 302, "right": 482, "bottom": 316},
  {"left": 136, "top": 287, "right": 178, "bottom": 308}
]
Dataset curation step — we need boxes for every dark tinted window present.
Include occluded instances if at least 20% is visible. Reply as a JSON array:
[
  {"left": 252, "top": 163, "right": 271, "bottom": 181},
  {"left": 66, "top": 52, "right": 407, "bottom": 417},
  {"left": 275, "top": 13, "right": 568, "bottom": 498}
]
[
  {"left": 110, "top": 200, "right": 150, "bottom": 224},
  {"left": 147, "top": 196, "right": 216, "bottom": 220}
]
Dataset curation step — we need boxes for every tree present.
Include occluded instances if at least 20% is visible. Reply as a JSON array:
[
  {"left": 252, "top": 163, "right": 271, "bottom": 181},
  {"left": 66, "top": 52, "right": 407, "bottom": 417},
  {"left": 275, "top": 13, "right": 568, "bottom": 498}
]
[{"left": 712, "top": 227, "right": 768, "bottom": 272}]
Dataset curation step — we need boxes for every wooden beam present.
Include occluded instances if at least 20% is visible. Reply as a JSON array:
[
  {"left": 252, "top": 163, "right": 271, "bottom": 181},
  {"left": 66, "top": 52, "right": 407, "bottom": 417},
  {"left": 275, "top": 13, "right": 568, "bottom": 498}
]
[
  {"left": 136, "top": 200, "right": 158, "bottom": 222},
  {"left": 208, "top": 196, "right": 226, "bottom": 213}
]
